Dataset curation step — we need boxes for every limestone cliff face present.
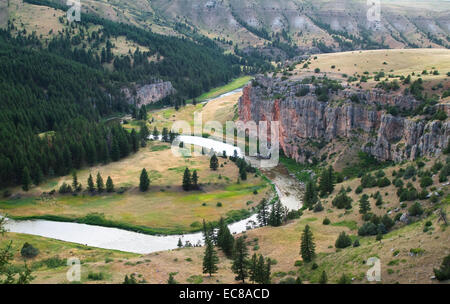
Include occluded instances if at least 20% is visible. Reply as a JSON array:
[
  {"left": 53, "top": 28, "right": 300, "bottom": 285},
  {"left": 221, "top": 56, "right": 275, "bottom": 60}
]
[
  {"left": 239, "top": 76, "right": 449, "bottom": 162},
  {"left": 123, "top": 81, "right": 175, "bottom": 106}
]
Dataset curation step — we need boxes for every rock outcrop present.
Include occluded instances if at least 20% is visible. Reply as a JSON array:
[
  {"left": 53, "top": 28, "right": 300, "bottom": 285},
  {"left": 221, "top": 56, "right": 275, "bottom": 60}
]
[
  {"left": 123, "top": 81, "right": 175, "bottom": 106},
  {"left": 239, "top": 76, "right": 449, "bottom": 162}
]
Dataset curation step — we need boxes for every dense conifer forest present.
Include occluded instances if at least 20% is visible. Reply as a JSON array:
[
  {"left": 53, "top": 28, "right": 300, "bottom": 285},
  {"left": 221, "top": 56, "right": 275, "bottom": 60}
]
[{"left": 0, "top": 1, "right": 269, "bottom": 188}]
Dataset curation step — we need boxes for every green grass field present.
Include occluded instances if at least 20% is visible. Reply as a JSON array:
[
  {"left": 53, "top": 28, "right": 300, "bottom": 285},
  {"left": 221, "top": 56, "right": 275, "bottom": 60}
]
[{"left": 188, "top": 76, "right": 252, "bottom": 103}]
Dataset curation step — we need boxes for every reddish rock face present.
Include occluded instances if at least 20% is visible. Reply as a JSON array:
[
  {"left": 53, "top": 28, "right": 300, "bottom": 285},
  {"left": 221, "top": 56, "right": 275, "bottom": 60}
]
[{"left": 238, "top": 76, "right": 450, "bottom": 162}]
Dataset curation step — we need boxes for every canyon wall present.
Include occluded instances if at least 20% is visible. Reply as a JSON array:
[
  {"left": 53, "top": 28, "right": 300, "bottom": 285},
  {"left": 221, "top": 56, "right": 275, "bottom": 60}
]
[
  {"left": 123, "top": 81, "right": 175, "bottom": 106},
  {"left": 239, "top": 76, "right": 449, "bottom": 162}
]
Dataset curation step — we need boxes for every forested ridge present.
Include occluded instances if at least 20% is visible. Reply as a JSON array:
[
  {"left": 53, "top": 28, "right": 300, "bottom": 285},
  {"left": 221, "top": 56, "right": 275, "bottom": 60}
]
[
  {"left": 0, "top": 0, "right": 272, "bottom": 189},
  {"left": 0, "top": 29, "right": 142, "bottom": 188},
  {"left": 21, "top": 0, "right": 266, "bottom": 99}
]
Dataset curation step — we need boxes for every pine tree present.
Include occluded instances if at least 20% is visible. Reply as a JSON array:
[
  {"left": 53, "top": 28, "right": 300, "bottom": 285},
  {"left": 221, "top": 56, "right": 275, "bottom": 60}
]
[
  {"left": 257, "top": 198, "right": 269, "bottom": 227},
  {"left": 300, "top": 225, "right": 316, "bottom": 263},
  {"left": 232, "top": 237, "right": 249, "bottom": 283},
  {"left": 177, "top": 238, "right": 183, "bottom": 248},
  {"left": 182, "top": 168, "right": 192, "bottom": 191},
  {"left": 304, "top": 180, "right": 318, "bottom": 209},
  {"left": 111, "top": 139, "right": 120, "bottom": 161},
  {"left": 106, "top": 176, "right": 114, "bottom": 193},
  {"left": 140, "top": 124, "right": 149, "bottom": 146},
  {"left": 263, "top": 257, "right": 271, "bottom": 284},
  {"left": 319, "top": 270, "right": 328, "bottom": 284},
  {"left": 22, "top": 167, "right": 31, "bottom": 191},
  {"left": 240, "top": 169, "right": 247, "bottom": 181},
  {"left": 72, "top": 171, "right": 78, "bottom": 189},
  {"left": 130, "top": 129, "right": 139, "bottom": 153},
  {"left": 217, "top": 217, "right": 234, "bottom": 258},
  {"left": 167, "top": 273, "right": 177, "bottom": 284},
  {"left": 249, "top": 254, "right": 258, "bottom": 283},
  {"left": 319, "top": 166, "right": 334, "bottom": 196},
  {"left": 139, "top": 168, "right": 150, "bottom": 192},
  {"left": 192, "top": 170, "right": 199, "bottom": 190},
  {"left": 162, "top": 127, "right": 169, "bottom": 142},
  {"left": 87, "top": 173, "right": 95, "bottom": 192},
  {"left": 152, "top": 127, "right": 159, "bottom": 140},
  {"left": 96, "top": 172, "right": 104, "bottom": 193},
  {"left": 202, "top": 238, "right": 219, "bottom": 276},
  {"left": 268, "top": 201, "right": 283, "bottom": 227},
  {"left": 359, "top": 194, "right": 371, "bottom": 214},
  {"left": 210, "top": 154, "right": 219, "bottom": 171}
]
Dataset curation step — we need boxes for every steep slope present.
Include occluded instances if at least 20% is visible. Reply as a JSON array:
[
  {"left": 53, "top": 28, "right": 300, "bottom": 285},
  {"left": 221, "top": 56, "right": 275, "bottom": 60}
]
[{"left": 238, "top": 49, "right": 450, "bottom": 164}]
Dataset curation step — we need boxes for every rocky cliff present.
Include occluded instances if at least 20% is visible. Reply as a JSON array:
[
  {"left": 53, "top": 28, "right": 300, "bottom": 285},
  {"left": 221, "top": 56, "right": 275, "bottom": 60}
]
[
  {"left": 239, "top": 76, "right": 449, "bottom": 163},
  {"left": 123, "top": 81, "right": 175, "bottom": 106}
]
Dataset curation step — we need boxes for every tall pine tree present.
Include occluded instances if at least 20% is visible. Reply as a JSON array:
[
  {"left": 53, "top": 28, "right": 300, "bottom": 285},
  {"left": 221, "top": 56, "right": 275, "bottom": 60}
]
[
  {"left": 106, "top": 176, "right": 114, "bottom": 193},
  {"left": 300, "top": 225, "right": 316, "bottom": 263},
  {"left": 22, "top": 167, "right": 31, "bottom": 192},
  {"left": 231, "top": 237, "right": 249, "bottom": 283},
  {"left": 202, "top": 238, "right": 219, "bottom": 277},
  {"left": 87, "top": 173, "right": 95, "bottom": 192},
  {"left": 182, "top": 168, "right": 192, "bottom": 191},
  {"left": 96, "top": 172, "right": 104, "bottom": 193},
  {"left": 210, "top": 154, "right": 219, "bottom": 171},
  {"left": 304, "top": 180, "right": 318, "bottom": 209},
  {"left": 139, "top": 168, "right": 150, "bottom": 192}
]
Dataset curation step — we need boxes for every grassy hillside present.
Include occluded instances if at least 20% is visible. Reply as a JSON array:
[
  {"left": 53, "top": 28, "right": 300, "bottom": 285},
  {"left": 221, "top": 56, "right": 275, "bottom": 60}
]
[
  {"left": 297, "top": 49, "right": 450, "bottom": 95},
  {"left": 5, "top": 155, "right": 448, "bottom": 284},
  {"left": 0, "top": 139, "right": 270, "bottom": 234}
]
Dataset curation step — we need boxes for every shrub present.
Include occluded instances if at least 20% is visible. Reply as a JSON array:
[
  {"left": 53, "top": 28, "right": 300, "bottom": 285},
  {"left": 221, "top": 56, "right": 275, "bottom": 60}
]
[
  {"left": 434, "top": 255, "right": 450, "bottom": 281},
  {"left": 88, "top": 272, "right": 105, "bottom": 281},
  {"left": 332, "top": 192, "right": 353, "bottom": 209},
  {"left": 58, "top": 182, "right": 72, "bottom": 194},
  {"left": 42, "top": 256, "right": 66, "bottom": 268},
  {"left": 358, "top": 222, "right": 378, "bottom": 236},
  {"left": 353, "top": 239, "right": 360, "bottom": 247},
  {"left": 419, "top": 176, "right": 433, "bottom": 188},
  {"left": 323, "top": 218, "right": 331, "bottom": 225},
  {"left": 381, "top": 214, "right": 395, "bottom": 230},
  {"left": 335, "top": 232, "right": 352, "bottom": 249},
  {"left": 287, "top": 210, "right": 302, "bottom": 220},
  {"left": 377, "top": 177, "right": 391, "bottom": 187},
  {"left": 408, "top": 202, "right": 424, "bottom": 216},
  {"left": 337, "top": 273, "right": 352, "bottom": 284},
  {"left": 279, "top": 277, "right": 297, "bottom": 284},
  {"left": 20, "top": 243, "right": 39, "bottom": 259},
  {"left": 394, "top": 178, "right": 404, "bottom": 188},
  {"left": 375, "top": 170, "right": 385, "bottom": 178},
  {"left": 311, "top": 263, "right": 319, "bottom": 270},
  {"left": 361, "top": 173, "right": 377, "bottom": 188},
  {"left": 355, "top": 185, "right": 363, "bottom": 194},
  {"left": 313, "top": 202, "right": 324, "bottom": 212},
  {"left": 294, "top": 260, "right": 303, "bottom": 267},
  {"left": 404, "top": 166, "right": 416, "bottom": 179}
]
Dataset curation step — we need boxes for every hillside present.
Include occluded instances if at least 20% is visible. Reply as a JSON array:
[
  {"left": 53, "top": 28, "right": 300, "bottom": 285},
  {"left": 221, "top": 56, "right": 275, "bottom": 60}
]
[
  {"left": 5, "top": 0, "right": 449, "bottom": 62},
  {"left": 239, "top": 49, "right": 450, "bottom": 169}
]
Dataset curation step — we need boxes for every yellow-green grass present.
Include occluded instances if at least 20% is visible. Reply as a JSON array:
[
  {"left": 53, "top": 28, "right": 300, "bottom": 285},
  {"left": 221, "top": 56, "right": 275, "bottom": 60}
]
[
  {"left": 298, "top": 49, "right": 450, "bottom": 95},
  {"left": 1, "top": 142, "right": 269, "bottom": 234},
  {"left": 8, "top": 0, "right": 153, "bottom": 57},
  {"left": 1, "top": 231, "right": 137, "bottom": 284},
  {"left": 4, "top": 158, "right": 448, "bottom": 284},
  {"left": 148, "top": 90, "right": 241, "bottom": 134},
  {"left": 189, "top": 76, "right": 252, "bottom": 103}
]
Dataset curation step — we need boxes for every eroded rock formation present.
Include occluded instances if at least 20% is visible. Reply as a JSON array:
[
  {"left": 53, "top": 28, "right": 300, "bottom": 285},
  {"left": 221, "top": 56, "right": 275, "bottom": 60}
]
[
  {"left": 123, "top": 81, "right": 175, "bottom": 106},
  {"left": 239, "top": 76, "right": 449, "bottom": 162}
]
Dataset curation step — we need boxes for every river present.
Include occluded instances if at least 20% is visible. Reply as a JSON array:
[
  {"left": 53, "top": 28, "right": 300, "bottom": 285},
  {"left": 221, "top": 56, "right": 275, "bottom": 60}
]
[{"left": 3, "top": 90, "right": 304, "bottom": 254}]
